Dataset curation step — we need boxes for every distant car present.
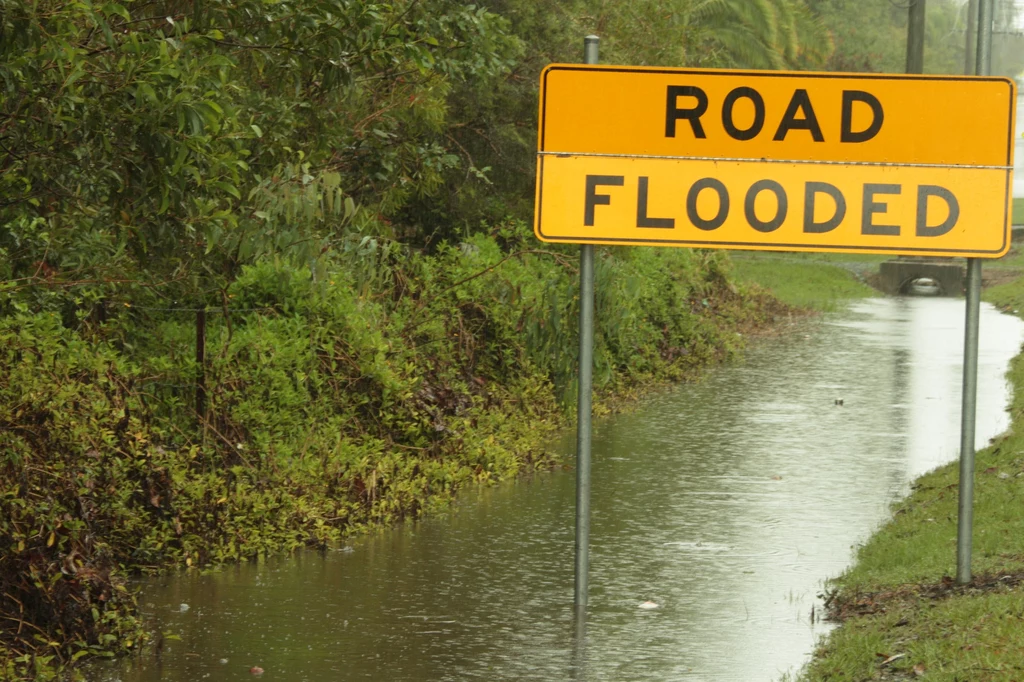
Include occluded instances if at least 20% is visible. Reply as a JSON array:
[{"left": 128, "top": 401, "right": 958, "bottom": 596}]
[{"left": 907, "top": 277, "right": 941, "bottom": 296}]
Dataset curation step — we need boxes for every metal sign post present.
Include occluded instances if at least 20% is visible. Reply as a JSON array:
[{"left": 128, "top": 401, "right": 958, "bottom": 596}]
[
  {"left": 574, "top": 34, "right": 599, "bottom": 612},
  {"left": 957, "top": 0, "right": 994, "bottom": 586},
  {"left": 906, "top": 0, "right": 926, "bottom": 74},
  {"left": 965, "top": 0, "right": 979, "bottom": 76}
]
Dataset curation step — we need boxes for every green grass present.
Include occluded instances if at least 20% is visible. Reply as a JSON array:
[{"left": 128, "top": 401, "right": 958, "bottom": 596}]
[
  {"left": 1013, "top": 198, "right": 1024, "bottom": 225},
  {"left": 831, "top": 413, "right": 1024, "bottom": 591},
  {"left": 988, "top": 242, "right": 1024, "bottom": 272},
  {"left": 799, "top": 280, "right": 1024, "bottom": 681},
  {"left": 805, "top": 589, "right": 1024, "bottom": 680},
  {"left": 986, "top": 246, "right": 1024, "bottom": 316},
  {"left": 727, "top": 252, "right": 877, "bottom": 310},
  {"left": 986, "top": 271, "right": 1024, "bottom": 313}
]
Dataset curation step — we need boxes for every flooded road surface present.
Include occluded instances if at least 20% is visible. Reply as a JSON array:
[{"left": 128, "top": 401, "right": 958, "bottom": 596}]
[{"left": 90, "top": 298, "right": 1024, "bottom": 682}]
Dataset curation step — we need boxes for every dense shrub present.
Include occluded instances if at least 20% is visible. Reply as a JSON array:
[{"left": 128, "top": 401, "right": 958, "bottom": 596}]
[{"left": 0, "top": 224, "right": 781, "bottom": 677}]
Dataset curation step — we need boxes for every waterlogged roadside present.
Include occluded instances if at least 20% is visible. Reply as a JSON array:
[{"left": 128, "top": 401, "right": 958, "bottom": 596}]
[
  {"left": 799, "top": 248, "right": 1024, "bottom": 682},
  {"left": 83, "top": 291, "right": 1024, "bottom": 681},
  {"left": 1, "top": 240, "right": 805, "bottom": 682},
  {"left": 0, "top": 245, "right": 872, "bottom": 682}
]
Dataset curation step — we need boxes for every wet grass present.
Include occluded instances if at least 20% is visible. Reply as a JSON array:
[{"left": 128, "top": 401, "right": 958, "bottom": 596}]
[
  {"left": 727, "top": 251, "right": 878, "bottom": 311},
  {"left": 985, "top": 241, "right": 1024, "bottom": 271},
  {"left": 986, "top": 271, "right": 1024, "bottom": 315},
  {"left": 807, "top": 588, "right": 1024, "bottom": 680},
  {"left": 798, "top": 274, "right": 1024, "bottom": 681}
]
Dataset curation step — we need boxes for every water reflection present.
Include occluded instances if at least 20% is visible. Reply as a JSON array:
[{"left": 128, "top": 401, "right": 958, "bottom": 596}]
[{"left": 89, "top": 298, "right": 1024, "bottom": 682}]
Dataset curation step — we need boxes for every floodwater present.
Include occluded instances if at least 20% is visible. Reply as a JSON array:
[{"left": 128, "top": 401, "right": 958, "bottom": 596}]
[{"left": 89, "top": 298, "right": 1024, "bottom": 682}]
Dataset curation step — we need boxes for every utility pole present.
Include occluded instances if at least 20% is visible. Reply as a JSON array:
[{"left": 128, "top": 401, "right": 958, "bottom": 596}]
[{"left": 906, "top": 0, "right": 927, "bottom": 74}]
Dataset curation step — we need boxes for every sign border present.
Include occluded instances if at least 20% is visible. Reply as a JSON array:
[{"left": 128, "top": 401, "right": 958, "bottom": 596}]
[
  {"left": 536, "top": 65, "right": 1015, "bottom": 258},
  {"left": 538, "top": 64, "right": 1016, "bottom": 166}
]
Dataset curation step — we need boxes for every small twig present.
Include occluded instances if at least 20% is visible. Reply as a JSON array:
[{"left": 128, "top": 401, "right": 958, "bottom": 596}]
[
  {"left": 203, "top": 36, "right": 307, "bottom": 55},
  {"left": 0, "top": 614, "right": 50, "bottom": 639}
]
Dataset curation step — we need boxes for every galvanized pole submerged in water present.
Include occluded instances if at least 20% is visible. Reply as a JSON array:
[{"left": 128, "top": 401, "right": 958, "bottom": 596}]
[
  {"left": 957, "top": 0, "right": 993, "bottom": 586},
  {"left": 574, "top": 34, "right": 599, "bottom": 611}
]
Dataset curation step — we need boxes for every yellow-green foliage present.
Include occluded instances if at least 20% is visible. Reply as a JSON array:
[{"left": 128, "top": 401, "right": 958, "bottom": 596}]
[{"left": 0, "top": 225, "right": 777, "bottom": 679}]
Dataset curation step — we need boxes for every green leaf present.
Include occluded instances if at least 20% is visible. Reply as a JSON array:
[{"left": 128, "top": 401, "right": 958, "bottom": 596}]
[
  {"left": 213, "top": 182, "right": 241, "bottom": 200},
  {"left": 186, "top": 108, "right": 205, "bottom": 135},
  {"left": 63, "top": 66, "right": 86, "bottom": 90},
  {"left": 136, "top": 83, "right": 157, "bottom": 105},
  {"left": 102, "top": 3, "right": 131, "bottom": 21}
]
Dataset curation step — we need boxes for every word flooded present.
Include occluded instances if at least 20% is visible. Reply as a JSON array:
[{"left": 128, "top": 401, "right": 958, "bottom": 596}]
[
  {"left": 585, "top": 174, "right": 953, "bottom": 236},
  {"left": 535, "top": 155, "right": 1009, "bottom": 257}
]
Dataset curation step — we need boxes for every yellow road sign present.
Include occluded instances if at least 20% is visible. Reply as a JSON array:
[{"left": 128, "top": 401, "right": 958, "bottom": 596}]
[{"left": 535, "top": 65, "right": 1016, "bottom": 257}]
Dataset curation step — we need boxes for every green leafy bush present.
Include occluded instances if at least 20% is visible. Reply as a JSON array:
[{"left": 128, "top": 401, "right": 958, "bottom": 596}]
[{"left": 1, "top": 226, "right": 780, "bottom": 678}]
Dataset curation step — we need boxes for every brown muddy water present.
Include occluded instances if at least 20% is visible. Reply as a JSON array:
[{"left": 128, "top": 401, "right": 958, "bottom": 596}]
[{"left": 88, "top": 297, "right": 1024, "bottom": 682}]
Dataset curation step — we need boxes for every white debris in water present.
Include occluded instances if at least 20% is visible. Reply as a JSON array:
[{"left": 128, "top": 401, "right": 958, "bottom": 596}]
[
  {"left": 179, "top": 603, "right": 190, "bottom": 612},
  {"left": 639, "top": 601, "right": 659, "bottom": 610}
]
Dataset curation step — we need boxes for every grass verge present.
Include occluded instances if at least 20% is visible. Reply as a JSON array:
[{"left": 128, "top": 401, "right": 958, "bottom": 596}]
[
  {"left": 727, "top": 251, "right": 878, "bottom": 310},
  {"left": 799, "top": 265, "right": 1024, "bottom": 681}
]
